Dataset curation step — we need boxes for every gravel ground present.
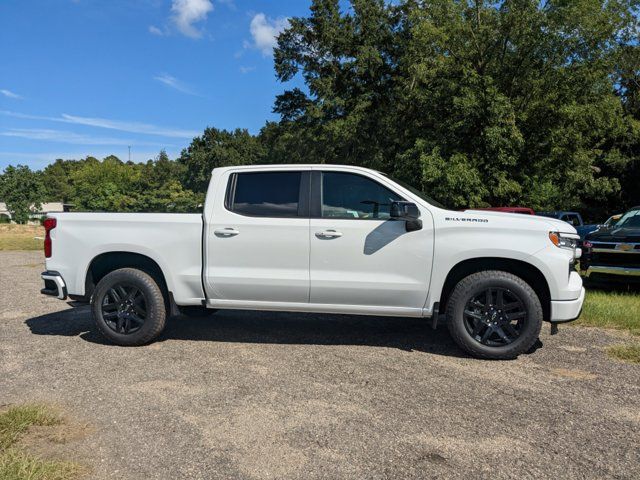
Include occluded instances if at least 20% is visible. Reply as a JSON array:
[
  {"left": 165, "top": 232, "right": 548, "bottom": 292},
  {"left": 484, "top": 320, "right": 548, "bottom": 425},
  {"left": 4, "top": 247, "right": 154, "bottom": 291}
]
[{"left": 1, "top": 250, "right": 639, "bottom": 479}]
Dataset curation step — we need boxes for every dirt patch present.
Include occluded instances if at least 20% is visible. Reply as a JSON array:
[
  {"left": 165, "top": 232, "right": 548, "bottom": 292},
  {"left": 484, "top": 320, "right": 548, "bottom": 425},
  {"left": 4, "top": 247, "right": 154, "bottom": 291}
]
[
  {"left": 549, "top": 367, "right": 598, "bottom": 380},
  {"left": 557, "top": 345, "right": 587, "bottom": 353},
  {"left": 17, "top": 415, "right": 93, "bottom": 463}
]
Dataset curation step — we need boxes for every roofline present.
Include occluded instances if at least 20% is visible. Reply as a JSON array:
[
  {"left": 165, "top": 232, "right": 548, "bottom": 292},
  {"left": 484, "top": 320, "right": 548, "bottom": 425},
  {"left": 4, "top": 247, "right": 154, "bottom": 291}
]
[{"left": 211, "top": 164, "right": 381, "bottom": 173}]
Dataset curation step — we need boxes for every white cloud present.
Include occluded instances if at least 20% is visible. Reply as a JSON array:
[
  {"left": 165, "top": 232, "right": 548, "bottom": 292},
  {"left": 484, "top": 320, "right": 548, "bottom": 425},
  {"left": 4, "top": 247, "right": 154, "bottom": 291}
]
[
  {"left": 153, "top": 73, "right": 199, "bottom": 96},
  {"left": 239, "top": 66, "right": 255, "bottom": 74},
  {"left": 0, "top": 110, "right": 199, "bottom": 139},
  {"left": 148, "top": 25, "right": 164, "bottom": 36},
  {"left": 249, "top": 13, "right": 289, "bottom": 56},
  {"left": 171, "top": 0, "right": 213, "bottom": 38},
  {"left": 1, "top": 89, "right": 23, "bottom": 100},
  {"left": 0, "top": 128, "right": 168, "bottom": 147}
]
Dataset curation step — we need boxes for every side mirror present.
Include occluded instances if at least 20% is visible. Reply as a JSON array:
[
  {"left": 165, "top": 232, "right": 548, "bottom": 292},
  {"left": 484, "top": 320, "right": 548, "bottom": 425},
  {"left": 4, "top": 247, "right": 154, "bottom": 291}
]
[{"left": 391, "top": 201, "right": 422, "bottom": 232}]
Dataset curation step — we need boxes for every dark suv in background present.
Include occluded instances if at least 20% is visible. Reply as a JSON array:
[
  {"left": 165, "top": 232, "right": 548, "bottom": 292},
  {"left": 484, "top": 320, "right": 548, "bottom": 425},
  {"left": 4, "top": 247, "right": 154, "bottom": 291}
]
[{"left": 580, "top": 206, "right": 640, "bottom": 281}]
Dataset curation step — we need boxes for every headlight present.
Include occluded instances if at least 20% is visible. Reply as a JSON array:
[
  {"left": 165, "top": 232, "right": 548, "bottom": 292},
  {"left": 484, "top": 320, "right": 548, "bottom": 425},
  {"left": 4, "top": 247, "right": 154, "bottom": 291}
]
[{"left": 549, "top": 232, "right": 578, "bottom": 250}]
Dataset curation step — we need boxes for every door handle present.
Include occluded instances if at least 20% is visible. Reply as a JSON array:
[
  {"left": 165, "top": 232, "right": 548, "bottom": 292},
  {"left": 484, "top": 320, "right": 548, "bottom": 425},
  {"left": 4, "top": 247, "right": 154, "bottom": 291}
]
[
  {"left": 315, "top": 229, "right": 343, "bottom": 239},
  {"left": 214, "top": 228, "right": 240, "bottom": 237}
]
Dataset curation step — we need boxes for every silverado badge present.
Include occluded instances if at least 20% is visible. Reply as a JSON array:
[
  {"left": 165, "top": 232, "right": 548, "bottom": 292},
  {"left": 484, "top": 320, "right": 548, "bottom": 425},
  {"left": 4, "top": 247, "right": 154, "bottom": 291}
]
[{"left": 616, "top": 243, "right": 633, "bottom": 252}]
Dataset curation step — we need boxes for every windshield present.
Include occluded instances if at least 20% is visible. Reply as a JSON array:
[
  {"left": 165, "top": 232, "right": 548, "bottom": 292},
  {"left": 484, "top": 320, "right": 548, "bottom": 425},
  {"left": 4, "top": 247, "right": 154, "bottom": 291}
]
[
  {"left": 616, "top": 209, "right": 640, "bottom": 229},
  {"left": 383, "top": 174, "right": 446, "bottom": 209}
]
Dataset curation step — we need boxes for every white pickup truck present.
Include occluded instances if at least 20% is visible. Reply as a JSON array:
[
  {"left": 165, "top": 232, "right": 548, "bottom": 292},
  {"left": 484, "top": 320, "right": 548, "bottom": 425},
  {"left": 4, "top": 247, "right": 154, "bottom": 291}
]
[{"left": 41, "top": 164, "right": 585, "bottom": 359}]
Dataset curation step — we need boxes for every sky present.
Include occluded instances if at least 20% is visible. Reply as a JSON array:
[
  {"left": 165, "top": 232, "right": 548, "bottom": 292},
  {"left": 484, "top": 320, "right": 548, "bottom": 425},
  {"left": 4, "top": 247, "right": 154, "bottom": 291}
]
[{"left": 0, "top": 0, "right": 313, "bottom": 170}]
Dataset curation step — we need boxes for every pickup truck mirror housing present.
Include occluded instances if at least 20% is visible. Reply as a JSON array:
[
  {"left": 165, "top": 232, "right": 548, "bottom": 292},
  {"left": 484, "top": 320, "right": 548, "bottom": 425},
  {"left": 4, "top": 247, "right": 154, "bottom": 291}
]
[{"left": 390, "top": 201, "right": 422, "bottom": 232}]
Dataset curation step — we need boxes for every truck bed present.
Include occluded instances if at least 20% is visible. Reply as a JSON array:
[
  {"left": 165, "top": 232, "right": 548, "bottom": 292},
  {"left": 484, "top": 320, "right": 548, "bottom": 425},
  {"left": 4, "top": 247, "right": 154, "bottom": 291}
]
[{"left": 46, "top": 212, "right": 205, "bottom": 304}]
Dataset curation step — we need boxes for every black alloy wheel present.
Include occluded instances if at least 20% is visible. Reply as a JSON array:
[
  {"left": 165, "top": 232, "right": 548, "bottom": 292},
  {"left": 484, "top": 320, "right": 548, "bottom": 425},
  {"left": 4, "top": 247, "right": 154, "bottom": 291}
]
[
  {"left": 101, "top": 283, "right": 147, "bottom": 335},
  {"left": 462, "top": 287, "right": 526, "bottom": 346},
  {"left": 446, "top": 270, "right": 543, "bottom": 360}
]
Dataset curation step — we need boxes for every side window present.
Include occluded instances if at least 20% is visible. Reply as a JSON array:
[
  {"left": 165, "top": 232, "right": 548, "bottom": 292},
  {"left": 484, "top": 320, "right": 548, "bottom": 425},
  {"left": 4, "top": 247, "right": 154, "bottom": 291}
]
[
  {"left": 321, "top": 172, "right": 403, "bottom": 220},
  {"left": 564, "top": 214, "right": 580, "bottom": 226},
  {"left": 228, "top": 171, "right": 302, "bottom": 217}
]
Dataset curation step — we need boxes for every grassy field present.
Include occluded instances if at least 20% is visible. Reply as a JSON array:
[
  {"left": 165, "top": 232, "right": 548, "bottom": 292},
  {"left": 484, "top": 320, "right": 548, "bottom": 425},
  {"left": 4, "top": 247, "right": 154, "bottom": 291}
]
[
  {"left": 577, "top": 287, "right": 640, "bottom": 363},
  {"left": 0, "top": 404, "right": 83, "bottom": 480},
  {"left": 578, "top": 289, "right": 640, "bottom": 335},
  {"left": 0, "top": 225, "right": 44, "bottom": 251}
]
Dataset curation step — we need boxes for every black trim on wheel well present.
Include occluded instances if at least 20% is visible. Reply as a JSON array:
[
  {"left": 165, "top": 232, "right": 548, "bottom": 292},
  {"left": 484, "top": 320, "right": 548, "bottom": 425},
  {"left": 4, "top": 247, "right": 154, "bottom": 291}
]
[
  {"left": 439, "top": 258, "right": 551, "bottom": 322},
  {"left": 85, "top": 252, "right": 169, "bottom": 301}
]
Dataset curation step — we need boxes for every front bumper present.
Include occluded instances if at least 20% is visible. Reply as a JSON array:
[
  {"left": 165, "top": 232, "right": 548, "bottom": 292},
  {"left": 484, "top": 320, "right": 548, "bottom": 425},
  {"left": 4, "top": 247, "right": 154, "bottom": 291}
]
[
  {"left": 583, "top": 265, "right": 640, "bottom": 277},
  {"left": 41, "top": 271, "right": 67, "bottom": 300},
  {"left": 550, "top": 286, "right": 585, "bottom": 323}
]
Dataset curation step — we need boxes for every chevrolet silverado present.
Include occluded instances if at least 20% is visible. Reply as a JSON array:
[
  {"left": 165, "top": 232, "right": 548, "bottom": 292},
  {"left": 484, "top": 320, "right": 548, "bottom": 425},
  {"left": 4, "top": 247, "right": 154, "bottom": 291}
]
[{"left": 40, "top": 165, "right": 585, "bottom": 359}]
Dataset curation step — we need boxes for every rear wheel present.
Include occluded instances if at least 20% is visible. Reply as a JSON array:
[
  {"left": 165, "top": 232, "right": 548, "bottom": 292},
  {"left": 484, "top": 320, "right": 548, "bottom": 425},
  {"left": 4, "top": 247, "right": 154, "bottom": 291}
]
[
  {"left": 91, "top": 268, "right": 167, "bottom": 346},
  {"left": 446, "top": 270, "right": 542, "bottom": 359}
]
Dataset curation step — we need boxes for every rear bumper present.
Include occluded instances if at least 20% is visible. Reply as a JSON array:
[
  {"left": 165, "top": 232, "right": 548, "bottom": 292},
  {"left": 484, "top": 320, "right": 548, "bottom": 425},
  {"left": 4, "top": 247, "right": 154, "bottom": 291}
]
[
  {"left": 41, "top": 271, "right": 67, "bottom": 300},
  {"left": 550, "top": 287, "right": 585, "bottom": 323},
  {"left": 583, "top": 265, "right": 640, "bottom": 277}
]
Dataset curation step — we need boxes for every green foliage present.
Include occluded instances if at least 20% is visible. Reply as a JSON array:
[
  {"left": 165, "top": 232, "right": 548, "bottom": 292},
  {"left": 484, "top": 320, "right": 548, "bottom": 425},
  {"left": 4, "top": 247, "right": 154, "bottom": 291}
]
[
  {"left": 270, "top": 0, "right": 640, "bottom": 212},
  {"left": 69, "top": 156, "right": 140, "bottom": 211},
  {"left": 0, "top": 152, "right": 204, "bottom": 215},
  {"left": 177, "top": 127, "right": 265, "bottom": 193},
  {"left": 67, "top": 153, "right": 203, "bottom": 213},
  {"left": 1, "top": 1, "right": 639, "bottom": 215},
  {"left": 0, "top": 165, "right": 45, "bottom": 223},
  {"left": 41, "top": 158, "right": 89, "bottom": 202}
]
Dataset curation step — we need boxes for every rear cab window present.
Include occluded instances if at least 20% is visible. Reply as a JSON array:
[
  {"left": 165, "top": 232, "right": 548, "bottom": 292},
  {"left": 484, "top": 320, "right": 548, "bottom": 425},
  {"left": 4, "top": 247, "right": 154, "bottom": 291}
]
[{"left": 225, "top": 171, "right": 308, "bottom": 218}]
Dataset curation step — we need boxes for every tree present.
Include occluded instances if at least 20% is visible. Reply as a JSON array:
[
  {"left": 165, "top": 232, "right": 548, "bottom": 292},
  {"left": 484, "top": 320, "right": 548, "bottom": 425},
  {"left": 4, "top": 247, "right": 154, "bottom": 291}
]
[
  {"left": 0, "top": 165, "right": 46, "bottom": 223},
  {"left": 177, "top": 127, "right": 266, "bottom": 192},
  {"left": 142, "top": 150, "right": 186, "bottom": 188},
  {"left": 41, "top": 157, "right": 97, "bottom": 202},
  {"left": 271, "top": 0, "right": 640, "bottom": 213},
  {"left": 69, "top": 156, "right": 141, "bottom": 211}
]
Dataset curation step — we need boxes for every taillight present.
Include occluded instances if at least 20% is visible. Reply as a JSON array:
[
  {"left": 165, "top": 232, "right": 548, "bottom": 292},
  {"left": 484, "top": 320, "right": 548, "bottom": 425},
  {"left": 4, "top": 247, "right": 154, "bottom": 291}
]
[{"left": 43, "top": 217, "right": 56, "bottom": 258}]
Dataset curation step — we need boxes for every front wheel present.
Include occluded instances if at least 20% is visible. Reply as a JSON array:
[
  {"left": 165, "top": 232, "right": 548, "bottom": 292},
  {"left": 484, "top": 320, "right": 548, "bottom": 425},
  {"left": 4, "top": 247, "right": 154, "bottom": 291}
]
[
  {"left": 446, "top": 270, "right": 543, "bottom": 360},
  {"left": 91, "top": 268, "right": 167, "bottom": 346}
]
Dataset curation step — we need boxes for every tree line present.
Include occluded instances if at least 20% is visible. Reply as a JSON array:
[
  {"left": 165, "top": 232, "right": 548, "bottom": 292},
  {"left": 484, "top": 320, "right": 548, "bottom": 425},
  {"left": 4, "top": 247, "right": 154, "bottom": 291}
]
[{"left": 2, "top": 0, "right": 639, "bottom": 223}]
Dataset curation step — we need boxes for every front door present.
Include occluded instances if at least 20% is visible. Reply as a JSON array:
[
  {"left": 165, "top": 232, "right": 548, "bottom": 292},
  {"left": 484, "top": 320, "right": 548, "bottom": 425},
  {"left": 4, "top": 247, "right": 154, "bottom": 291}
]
[
  {"left": 205, "top": 169, "right": 310, "bottom": 303},
  {"left": 309, "top": 170, "right": 433, "bottom": 311}
]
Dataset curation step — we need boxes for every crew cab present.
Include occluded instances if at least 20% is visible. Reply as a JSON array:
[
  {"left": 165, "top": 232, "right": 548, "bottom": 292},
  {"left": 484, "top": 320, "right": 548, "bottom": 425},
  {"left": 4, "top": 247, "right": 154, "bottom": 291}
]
[{"left": 40, "top": 165, "right": 585, "bottom": 359}]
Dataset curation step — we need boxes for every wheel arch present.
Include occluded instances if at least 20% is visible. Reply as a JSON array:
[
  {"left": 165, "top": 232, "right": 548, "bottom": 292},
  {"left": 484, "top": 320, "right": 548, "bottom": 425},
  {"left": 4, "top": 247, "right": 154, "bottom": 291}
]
[
  {"left": 84, "top": 252, "right": 170, "bottom": 302},
  {"left": 438, "top": 257, "right": 551, "bottom": 322}
]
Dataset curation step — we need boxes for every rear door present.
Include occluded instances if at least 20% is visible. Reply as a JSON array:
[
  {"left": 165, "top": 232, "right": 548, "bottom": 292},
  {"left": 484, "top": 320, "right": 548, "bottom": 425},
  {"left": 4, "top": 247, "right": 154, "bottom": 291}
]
[
  {"left": 308, "top": 169, "right": 433, "bottom": 311},
  {"left": 204, "top": 169, "right": 310, "bottom": 303}
]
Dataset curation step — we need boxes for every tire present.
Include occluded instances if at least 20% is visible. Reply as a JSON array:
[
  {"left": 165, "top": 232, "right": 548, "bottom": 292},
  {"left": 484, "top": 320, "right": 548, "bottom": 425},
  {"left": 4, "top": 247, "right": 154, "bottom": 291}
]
[
  {"left": 91, "top": 268, "right": 167, "bottom": 346},
  {"left": 446, "top": 270, "right": 543, "bottom": 360}
]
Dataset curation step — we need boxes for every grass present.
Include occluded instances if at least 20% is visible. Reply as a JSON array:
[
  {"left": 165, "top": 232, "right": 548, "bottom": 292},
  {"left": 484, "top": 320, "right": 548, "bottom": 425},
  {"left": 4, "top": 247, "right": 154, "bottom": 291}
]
[
  {"left": 0, "top": 224, "right": 44, "bottom": 251},
  {"left": 577, "top": 289, "right": 640, "bottom": 336},
  {"left": 0, "top": 405, "right": 83, "bottom": 480},
  {"left": 575, "top": 286, "right": 640, "bottom": 364},
  {"left": 606, "top": 344, "right": 640, "bottom": 364}
]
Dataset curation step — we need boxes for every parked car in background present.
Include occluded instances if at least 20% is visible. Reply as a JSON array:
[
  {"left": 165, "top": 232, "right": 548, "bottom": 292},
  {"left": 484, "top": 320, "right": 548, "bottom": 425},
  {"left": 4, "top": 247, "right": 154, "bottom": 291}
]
[
  {"left": 602, "top": 213, "right": 623, "bottom": 229},
  {"left": 469, "top": 207, "right": 535, "bottom": 215},
  {"left": 580, "top": 206, "right": 640, "bottom": 281},
  {"left": 537, "top": 211, "right": 598, "bottom": 239}
]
